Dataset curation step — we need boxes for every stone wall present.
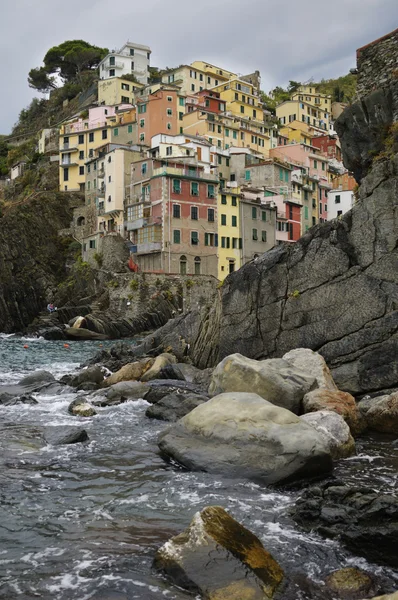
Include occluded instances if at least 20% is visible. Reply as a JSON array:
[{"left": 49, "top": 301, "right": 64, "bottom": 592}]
[
  {"left": 106, "top": 272, "right": 217, "bottom": 320},
  {"left": 356, "top": 28, "right": 398, "bottom": 100}
]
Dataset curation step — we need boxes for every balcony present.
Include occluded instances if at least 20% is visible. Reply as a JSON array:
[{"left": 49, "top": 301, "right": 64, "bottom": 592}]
[
  {"left": 61, "top": 143, "right": 78, "bottom": 152},
  {"left": 105, "top": 60, "right": 124, "bottom": 69},
  {"left": 97, "top": 168, "right": 105, "bottom": 178},
  {"left": 60, "top": 160, "right": 78, "bottom": 166},
  {"left": 126, "top": 216, "right": 161, "bottom": 231},
  {"left": 97, "top": 186, "right": 105, "bottom": 197},
  {"left": 152, "top": 166, "right": 218, "bottom": 181}
]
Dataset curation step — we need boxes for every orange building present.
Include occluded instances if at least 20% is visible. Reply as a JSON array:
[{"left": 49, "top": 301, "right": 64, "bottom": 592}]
[{"left": 136, "top": 85, "right": 186, "bottom": 146}]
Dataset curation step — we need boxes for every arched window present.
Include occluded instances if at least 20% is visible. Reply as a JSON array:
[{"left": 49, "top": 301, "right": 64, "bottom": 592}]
[
  {"left": 194, "top": 256, "right": 201, "bottom": 275},
  {"left": 76, "top": 216, "right": 85, "bottom": 227},
  {"left": 180, "top": 255, "right": 187, "bottom": 275}
]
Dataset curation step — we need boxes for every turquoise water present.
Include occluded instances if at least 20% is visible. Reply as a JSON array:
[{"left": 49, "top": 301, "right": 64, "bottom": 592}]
[{"left": 0, "top": 335, "right": 397, "bottom": 599}]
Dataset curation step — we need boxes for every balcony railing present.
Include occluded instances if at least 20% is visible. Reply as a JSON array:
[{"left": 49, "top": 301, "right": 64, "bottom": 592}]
[
  {"left": 126, "top": 216, "right": 161, "bottom": 231},
  {"left": 152, "top": 166, "right": 218, "bottom": 181},
  {"left": 97, "top": 168, "right": 105, "bottom": 178},
  {"left": 135, "top": 241, "right": 162, "bottom": 254},
  {"left": 97, "top": 187, "right": 105, "bottom": 197},
  {"left": 61, "top": 143, "right": 78, "bottom": 152},
  {"left": 105, "top": 60, "right": 124, "bottom": 69},
  {"left": 60, "top": 160, "right": 78, "bottom": 166}
]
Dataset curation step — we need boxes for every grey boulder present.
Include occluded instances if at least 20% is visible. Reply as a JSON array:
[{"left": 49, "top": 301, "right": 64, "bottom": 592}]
[
  {"left": 158, "top": 392, "right": 333, "bottom": 486},
  {"left": 358, "top": 392, "right": 398, "bottom": 434},
  {"left": 283, "top": 348, "right": 338, "bottom": 391},
  {"left": 43, "top": 427, "right": 89, "bottom": 445},
  {"left": 208, "top": 353, "right": 317, "bottom": 413},
  {"left": 300, "top": 411, "right": 356, "bottom": 459}
]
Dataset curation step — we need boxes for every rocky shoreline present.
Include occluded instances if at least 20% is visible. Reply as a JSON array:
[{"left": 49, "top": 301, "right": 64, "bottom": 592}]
[{"left": 2, "top": 344, "right": 397, "bottom": 599}]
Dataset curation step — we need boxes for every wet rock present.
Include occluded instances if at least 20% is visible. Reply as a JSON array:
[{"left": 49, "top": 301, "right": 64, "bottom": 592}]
[
  {"left": 18, "top": 370, "right": 55, "bottom": 387},
  {"left": 0, "top": 393, "right": 38, "bottom": 406},
  {"left": 208, "top": 353, "right": 317, "bottom": 414},
  {"left": 283, "top": 348, "right": 338, "bottom": 391},
  {"left": 300, "top": 411, "right": 356, "bottom": 459},
  {"left": 104, "top": 381, "right": 150, "bottom": 399},
  {"left": 140, "top": 353, "right": 177, "bottom": 382},
  {"left": 92, "top": 394, "right": 128, "bottom": 408},
  {"left": 43, "top": 427, "right": 89, "bottom": 445},
  {"left": 291, "top": 481, "right": 398, "bottom": 567},
  {"left": 156, "top": 364, "right": 185, "bottom": 381},
  {"left": 68, "top": 398, "right": 97, "bottom": 417},
  {"left": 38, "top": 382, "right": 70, "bottom": 395},
  {"left": 146, "top": 392, "right": 208, "bottom": 422},
  {"left": 76, "top": 382, "right": 101, "bottom": 392},
  {"left": 302, "top": 389, "right": 365, "bottom": 436},
  {"left": 40, "top": 326, "right": 66, "bottom": 340},
  {"left": 103, "top": 358, "right": 154, "bottom": 387},
  {"left": 358, "top": 392, "right": 398, "bottom": 434},
  {"left": 67, "top": 366, "right": 104, "bottom": 389},
  {"left": 325, "top": 567, "right": 375, "bottom": 599},
  {"left": 144, "top": 380, "right": 208, "bottom": 404},
  {"left": 154, "top": 505, "right": 284, "bottom": 599},
  {"left": 158, "top": 392, "right": 333, "bottom": 486}
]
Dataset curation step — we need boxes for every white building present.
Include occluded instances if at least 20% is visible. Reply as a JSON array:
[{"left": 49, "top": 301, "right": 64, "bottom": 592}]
[
  {"left": 327, "top": 189, "right": 354, "bottom": 220},
  {"left": 99, "top": 41, "right": 151, "bottom": 85}
]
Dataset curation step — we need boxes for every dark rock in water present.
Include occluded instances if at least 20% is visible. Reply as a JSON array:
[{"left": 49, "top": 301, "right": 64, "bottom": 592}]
[
  {"left": 38, "top": 382, "right": 70, "bottom": 396},
  {"left": 146, "top": 392, "right": 208, "bottom": 422},
  {"left": 158, "top": 392, "right": 333, "bottom": 486},
  {"left": 85, "top": 342, "right": 139, "bottom": 372},
  {"left": 156, "top": 364, "right": 185, "bottom": 381},
  {"left": 43, "top": 427, "right": 89, "bottom": 445},
  {"left": 102, "top": 381, "right": 150, "bottom": 400},
  {"left": 0, "top": 393, "right": 38, "bottom": 406},
  {"left": 67, "top": 366, "right": 104, "bottom": 389},
  {"left": 290, "top": 481, "right": 398, "bottom": 567},
  {"left": 154, "top": 505, "right": 284, "bottom": 599},
  {"left": 92, "top": 392, "right": 128, "bottom": 407},
  {"left": 144, "top": 380, "right": 208, "bottom": 404},
  {"left": 18, "top": 371, "right": 55, "bottom": 387},
  {"left": 76, "top": 382, "right": 101, "bottom": 392},
  {"left": 39, "top": 326, "right": 66, "bottom": 340},
  {"left": 65, "top": 327, "right": 108, "bottom": 341}
]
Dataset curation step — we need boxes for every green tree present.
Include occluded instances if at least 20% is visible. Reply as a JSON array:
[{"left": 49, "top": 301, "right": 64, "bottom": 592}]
[
  {"left": 28, "top": 40, "right": 108, "bottom": 91},
  {"left": 287, "top": 80, "right": 301, "bottom": 93}
]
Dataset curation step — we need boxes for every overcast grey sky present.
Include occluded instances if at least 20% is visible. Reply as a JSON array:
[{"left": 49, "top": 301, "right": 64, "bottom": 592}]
[{"left": 1, "top": 0, "right": 397, "bottom": 134}]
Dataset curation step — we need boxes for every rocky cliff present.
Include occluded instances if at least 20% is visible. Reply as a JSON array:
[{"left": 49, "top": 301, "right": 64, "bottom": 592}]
[
  {"left": 0, "top": 190, "right": 75, "bottom": 332},
  {"left": 132, "top": 81, "right": 398, "bottom": 397}
]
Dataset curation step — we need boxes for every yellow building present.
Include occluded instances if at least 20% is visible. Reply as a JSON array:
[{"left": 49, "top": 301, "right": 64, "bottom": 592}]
[
  {"left": 280, "top": 122, "right": 314, "bottom": 146},
  {"left": 218, "top": 186, "right": 242, "bottom": 279},
  {"left": 161, "top": 64, "right": 232, "bottom": 95},
  {"left": 59, "top": 106, "right": 136, "bottom": 192},
  {"left": 182, "top": 110, "right": 270, "bottom": 156},
  {"left": 292, "top": 85, "right": 332, "bottom": 115},
  {"left": 190, "top": 61, "right": 236, "bottom": 82},
  {"left": 276, "top": 85, "right": 332, "bottom": 136},
  {"left": 212, "top": 77, "right": 265, "bottom": 122},
  {"left": 98, "top": 76, "right": 144, "bottom": 106}
]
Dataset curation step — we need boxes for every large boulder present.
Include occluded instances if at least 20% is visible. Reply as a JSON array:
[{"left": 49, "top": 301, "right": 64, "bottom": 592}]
[
  {"left": 140, "top": 353, "right": 177, "bottom": 382},
  {"left": 358, "top": 392, "right": 398, "bottom": 434},
  {"left": 283, "top": 348, "right": 337, "bottom": 390},
  {"left": 102, "top": 381, "right": 150, "bottom": 399},
  {"left": 300, "top": 411, "right": 356, "bottom": 459},
  {"left": 66, "top": 366, "right": 104, "bottom": 389},
  {"left": 18, "top": 371, "right": 55, "bottom": 387},
  {"left": 302, "top": 388, "right": 365, "bottom": 436},
  {"left": 154, "top": 505, "right": 284, "bottom": 599},
  {"left": 65, "top": 327, "right": 108, "bottom": 341},
  {"left": 103, "top": 358, "right": 154, "bottom": 387},
  {"left": 43, "top": 427, "right": 89, "bottom": 445},
  {"left": 291, "top": 481, "right": 398, "bottom": 567},
  {"left": 158, "top": 392, "right": 333, "bottom": 486},
  {"left": 367, "top": 594, "right": 398, "bottom": 600},
  {"left": 325, "top": 567, "right": 375, "bottom": 599},
  {"left": 208, "top": 354, "right": 316, "bottom": 414},
  {"left": 0, "top": 393, "right": 38, "bottom": 406},
  {"left": 146, "top": 392, "right": 208, "bottom": 422}
]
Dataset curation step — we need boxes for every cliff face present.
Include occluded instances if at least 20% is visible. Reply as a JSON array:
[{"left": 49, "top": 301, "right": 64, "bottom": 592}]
[
  {"left": 135, "top": 80, "right": 398, "bottom": 397},
  {"left": 0, "top": 192, "right": 74, "bottom": 332}
]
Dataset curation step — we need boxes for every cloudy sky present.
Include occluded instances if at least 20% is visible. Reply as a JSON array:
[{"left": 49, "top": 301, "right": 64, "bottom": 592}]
[{"left": 1, "top": 0, "right": 397, "bottom": 133}]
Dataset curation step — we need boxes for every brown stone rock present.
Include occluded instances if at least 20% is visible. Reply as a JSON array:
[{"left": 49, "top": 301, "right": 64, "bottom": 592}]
[
  {"left": 303, "top": 389, "right": 365, "bottom": 436},
  {"left": 325, "top": 567, "right": 374, "bottom": 599},
  {"left": 154, "top": 505, "right": 284, "bottom": 599},
  {"left": 367, "top": 593, "right": 398, "bottom": 600},
  {"left": 140, "top": 353, "right": 177, "bottom": 382},
  {"left": 103, "top": 358, "right": 154, "bottom": 387}
]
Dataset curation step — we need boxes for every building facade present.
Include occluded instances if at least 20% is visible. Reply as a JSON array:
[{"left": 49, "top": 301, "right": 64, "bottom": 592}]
[
  {"left": 98, "top": 42, "right": 151, "bottom": 84},
  {"left": 327, "top": 189, "right": 354, "bottom": 220}
]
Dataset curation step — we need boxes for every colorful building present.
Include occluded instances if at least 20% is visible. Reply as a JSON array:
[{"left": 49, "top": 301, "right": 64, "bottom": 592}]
[
  {"left": 276, "top": 85, "right": 332, "bottom": 137},
  {"left": 98, "top": 76, "right": 144, "bottom": 106},
  {"left": 59, "top": 106, "right": 136, "bottom": 192},
  {"left": 327, "top": 189, "right": 354, "bottom": 220},
  {"left": 125, "top": 139, "right": 219, "bottom": 276},
  {"left": 218, "top": 186, "right": 241, "bottom": 279},
  {"left": 136, "top": 85, "right": 186, "bottom": 146},
  {"left": 161, "top": 63, "right": 233, "bottom": 95}
]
